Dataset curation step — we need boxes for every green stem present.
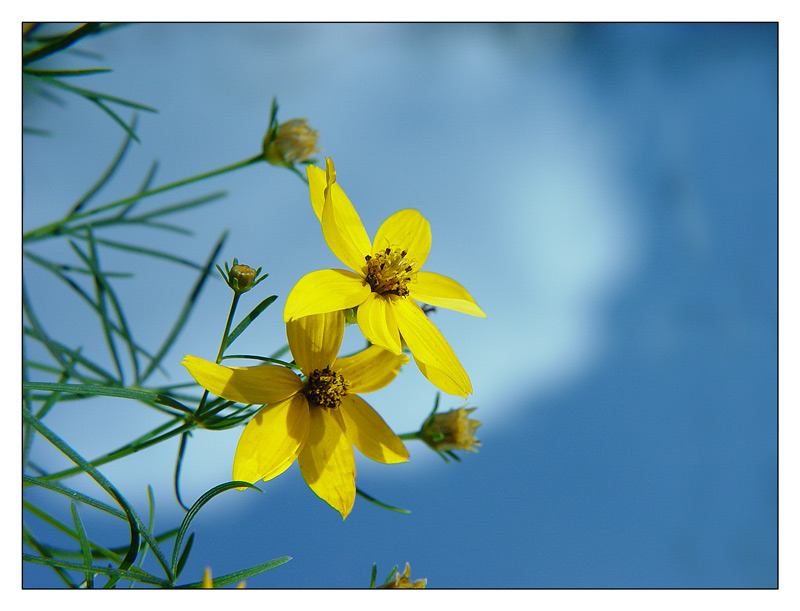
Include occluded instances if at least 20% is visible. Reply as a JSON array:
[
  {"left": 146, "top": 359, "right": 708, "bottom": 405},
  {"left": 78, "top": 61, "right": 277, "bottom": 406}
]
[
  {"left": 398, "top": 432, "right": 421, "bottom": 441},
  {"left": 195, "top": 291, "right": 241, "bottom": 419},
  {"left": 23, "top": 155, "right": 263, "bottom": 243},
  {"left": 217, "top": 293, "right": 241, "bottom": 363}
]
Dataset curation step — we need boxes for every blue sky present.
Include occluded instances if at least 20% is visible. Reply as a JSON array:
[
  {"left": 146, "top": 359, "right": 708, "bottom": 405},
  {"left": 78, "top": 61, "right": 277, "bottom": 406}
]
[{"left": 22, "top": 23, "right": 777, "bottom": 589}]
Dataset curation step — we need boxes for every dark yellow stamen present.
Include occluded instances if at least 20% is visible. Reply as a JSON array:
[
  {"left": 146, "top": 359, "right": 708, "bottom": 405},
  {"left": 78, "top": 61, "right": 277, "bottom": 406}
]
[
  {"left": 363, "top": 247, "right": 416, "bottom": 297},
  {"left": 304, "top": 367, "right": 349, "bottom": 409}
]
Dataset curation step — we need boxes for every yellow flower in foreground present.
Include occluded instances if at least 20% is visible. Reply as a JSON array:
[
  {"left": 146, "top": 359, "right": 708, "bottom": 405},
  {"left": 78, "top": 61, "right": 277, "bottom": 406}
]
[
  {"left": 378, "top": 563, "right": 427, "bottom": 589},
  {"left": 284, "top": 158, "right": 486, "bottom": 398},
  {"left": 182, "top": 310, "right": 409, "bottom": 519}
]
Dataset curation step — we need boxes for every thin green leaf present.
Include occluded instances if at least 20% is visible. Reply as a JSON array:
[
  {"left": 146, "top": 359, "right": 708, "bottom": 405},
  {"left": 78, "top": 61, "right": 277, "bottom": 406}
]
[
  {"left": 173, "top": 432, "right": 192, "bottom": 512},
  {"left": 22, "top": 23, "right": 101, "bottom": 66},
  {"left": 71, "top": 237, "right": 124, "bottom": 383},
  {"left": 22, "top": 408, "right": 173, "bottom": 583},
  {"left": 126, "top": 219, "right": 195, "bottom": 235},
  {"left": 36, "top": 74, "right": 158, "bottom": 112},
  {"left": 222, "top": 295, "right": 278, "bottom": 353},
  {"left": 22, "top": 382, "right": 188, "bottom": 413},
  {"left": 89, "top": 97, "right": 142, "bottom": 143},
  {"left": 356, "top": 488, "right": 411, "bottom": 514},
  {"left": 75, "top": 236, "right": 206, "bottom": 269},
  {"left": 23, "top": 126, "right": 52, "bottom": 136},
  {"left": 23, "top": 554, "right": 167, "bottom": 587},
  {"left": 137, "top": 231, "right": 228, "bottom": 384},
  {"left": 23, "top": 282, "right": 82, "bottom": 379},
  {"left": 219, "top": 354, "right": 299, "bottom": 369},
  {"left": 81, "top": 230, "right": 142, "bottom": 380},
  {"left": 170, "top": 480, "right": 261, "bottom": 578},
  {"left": 22, "top": 504, "right": 123, "bottom": 564},
  {"left": 22, "top": 476, "right": 125, "bottom": 520},
  {"left": 137, "top": 160, "right": 160, "bottom": 194},
  {"left": 370, "top": 563, "right": 377, "bottom": 588},
  {"left": 22, "top": 328, "right": 117, "bottom": 384},
  {"left": 183, "top": 556, "right": 291, "bottom": 588},
  {"left": 23, "top": 256, "right": 165, "bottom": 379},
  {"left": 128, "top": 485, "right": 157, "bottom": 588},
  {"left": 27, "top": 415, "right": 190, "bottom": 483},
  {"left": 69, "top": 115, "right": 138, "bottom": 215},
  {"left": 24, "top": 250, "right": 132, "bottom": 278},
  {"left": 23, "top": 156, "right": 259, "bottom": 244},
  {"left": 24, "top": 500, "right": 91, "bottom": 545},
  {"left": 124, "top": 191, "right": 227, "bottom": 223},
  {"left": 22, "top": 528, "right": 77, "bottom": 588},
  {"left": 23, "top": 78, "right": 66, "bottom": 106},
  {"left": 174, "top": 533, "right": 195, "bottom": 579},
  {"left": 24, "top": 67, "right": 112, "bottom": 77},
  {"left": 70, "top": 502, "right": 95, "bottom": 588},
  {"left": 269, "top": 343, "right": 291, "bottom": 360}
]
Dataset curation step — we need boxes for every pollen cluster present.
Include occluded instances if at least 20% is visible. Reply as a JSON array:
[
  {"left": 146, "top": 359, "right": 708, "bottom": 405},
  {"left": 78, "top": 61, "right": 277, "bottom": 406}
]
[
  {"left": 304, "top": 367, "right": 349, "bottom": 409},
  {"left": 363, "top": 247, "right": 416, "bottom": 297}
]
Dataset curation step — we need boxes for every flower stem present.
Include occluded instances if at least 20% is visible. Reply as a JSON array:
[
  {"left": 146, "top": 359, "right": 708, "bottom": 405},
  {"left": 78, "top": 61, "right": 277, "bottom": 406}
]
[
  {"left": 23, "top": 154, "right": 264, "bottom": 243},
  {"left": 195, "top": 292, "right": 241, "bottom": 418}
]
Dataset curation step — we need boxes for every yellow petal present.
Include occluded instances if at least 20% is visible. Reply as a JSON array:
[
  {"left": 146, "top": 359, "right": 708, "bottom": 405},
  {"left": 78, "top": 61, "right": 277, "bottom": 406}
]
[
  {"left": 339, "top": 394, "right": 409, "bottom": 464},
  {"left": 356, "top": 292, "right": 403, "bottom": 355},
  {"left": 297, "top": 407, "right": 356, "bottom": 519},
  {"left": 283, "top": 269, "right": 371, "bottom": 322},
  {"left": 334, "top": 344, "right": 409, "bottom": 394},
  {"left": 373, "top": 209, "right": 432, "bottom": 270},
  {"left": 409, "top": 271, "right": 486, "bottom": 317},
  {"left": 232, "top": 393, "right": 310, "bottom": 484},
  {"left": 413, "top": 356, "right": 470, "bottom": 399},
  {"left": 391, "top": 298, "right": 472, "bottom": 397},
  {"left": 286, "top": 310, "right": 345, "bottom": 376},
  {"left": 307, "top": 164, "right": 327, "bottom": 221},
  {"left": 321, "top": 162, "right": 372, "bottom": 273},
  {"left": 182, "top": 355, "right": 303, "bottom": 405}
]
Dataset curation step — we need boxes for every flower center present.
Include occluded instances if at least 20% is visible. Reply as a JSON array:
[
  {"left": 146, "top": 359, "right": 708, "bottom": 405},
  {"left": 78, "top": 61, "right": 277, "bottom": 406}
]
[
  {"left": 304, "top": 367, "right": 349, "bottom": 409},
  {"left": 363, "top": 247, "right": 416, "bottom": 297}
]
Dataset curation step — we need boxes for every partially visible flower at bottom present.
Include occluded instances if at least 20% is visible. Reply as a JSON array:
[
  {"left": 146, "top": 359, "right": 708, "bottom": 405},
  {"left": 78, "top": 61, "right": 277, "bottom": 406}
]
[
  {"left": 377, "top": 563, "right": 427, "bottom": 589},
  {"left": 182, "top": 310, "right": 409, "bottom": 519},
  {"left": 201, "top": 567, "right": 245, "bottom": 589},
  {"left": 420, "top": 406, "right": 481, "bottom": 453}
]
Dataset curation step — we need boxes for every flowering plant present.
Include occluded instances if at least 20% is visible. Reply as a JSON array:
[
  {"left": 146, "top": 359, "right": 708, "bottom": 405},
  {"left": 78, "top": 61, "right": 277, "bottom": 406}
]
[{"left": 23, "top": 23, "right": 484, "bottom": 588}]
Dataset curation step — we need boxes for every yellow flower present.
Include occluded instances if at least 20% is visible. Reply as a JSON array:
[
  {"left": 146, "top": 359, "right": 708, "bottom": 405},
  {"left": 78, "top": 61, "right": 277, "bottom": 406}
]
[
  {"left": 284, "top": 158, "right": 486, "bottom": 398},
  {"left": 263, "top": 118, "right": 321, "bottom": 166},
  {"left": 420, "top": 406, "right": 481, "bottom": 453},
  {"left": 201, "top": 567, "right": 245, "bottom": 588},
  {"left": 182, "top": 310, "right": 409, "bottom": 519},
  {"left": 377, "top": 563, "right": 427, "bottom": 589}
]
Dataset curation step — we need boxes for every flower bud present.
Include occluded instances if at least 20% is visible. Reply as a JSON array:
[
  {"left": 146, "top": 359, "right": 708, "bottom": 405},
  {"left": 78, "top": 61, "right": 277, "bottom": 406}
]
[
  {"left": 217, "top": 258, "right": 266, "bottom": 294},
  {"left": 420, "top": 406, "right": 481, "bottom": 453},
  {"left": 263, "top": 118, "right": 320, "bottom": 166},
  {"left": 229, "top": 264, "right": 257, "bottom": 292}
]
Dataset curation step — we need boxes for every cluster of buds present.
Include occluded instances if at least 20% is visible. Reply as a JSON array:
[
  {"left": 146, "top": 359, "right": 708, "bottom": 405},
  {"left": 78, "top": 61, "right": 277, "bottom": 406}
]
[{"left": 217, "top": 258, "right": 267, "bottom": 295}]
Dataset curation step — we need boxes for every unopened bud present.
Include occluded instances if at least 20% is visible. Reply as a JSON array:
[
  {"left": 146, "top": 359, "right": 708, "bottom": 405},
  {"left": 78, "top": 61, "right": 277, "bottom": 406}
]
[{"left": 263, "top": 118, "right": 321, "bottom": 166}]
